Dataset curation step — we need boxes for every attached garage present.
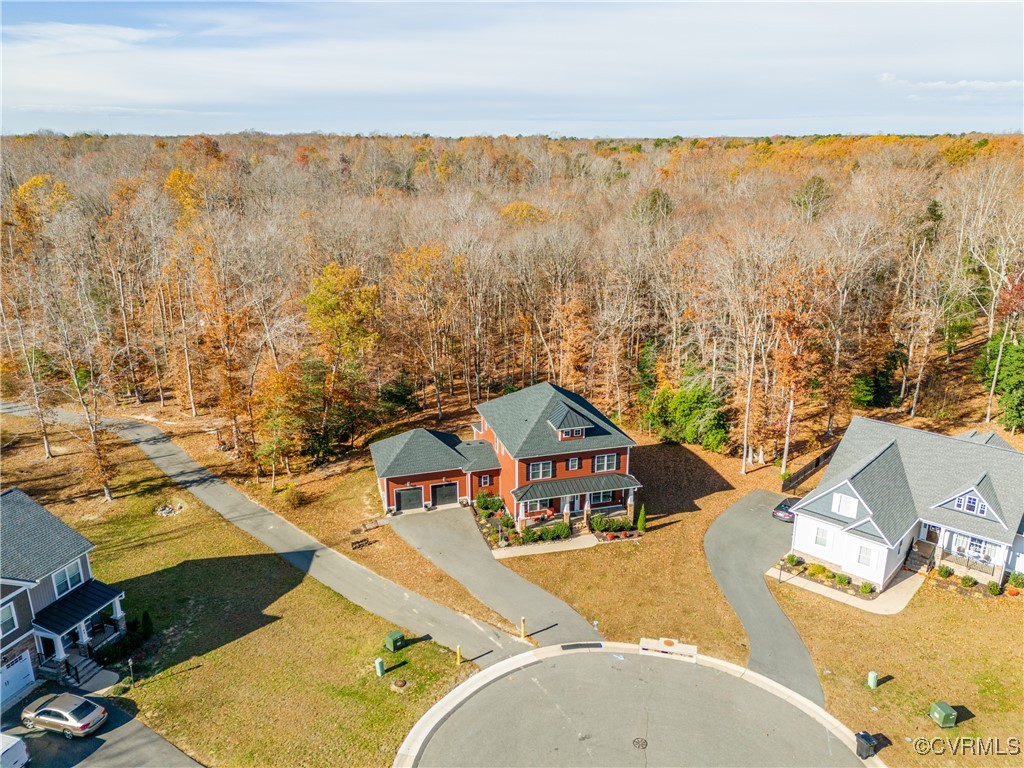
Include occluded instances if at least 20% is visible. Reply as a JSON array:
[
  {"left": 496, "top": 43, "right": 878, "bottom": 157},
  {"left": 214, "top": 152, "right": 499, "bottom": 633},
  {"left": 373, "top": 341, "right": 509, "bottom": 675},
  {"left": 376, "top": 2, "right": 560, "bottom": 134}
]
[
  {"left": 395, "top": 487, "right": 424, "bottom": 513},
  {"left": 1, "top": 651, "right": 34, "bottom": 704},
  {"left": 431, "top": 482, "right": 459, "bottom": 508}
]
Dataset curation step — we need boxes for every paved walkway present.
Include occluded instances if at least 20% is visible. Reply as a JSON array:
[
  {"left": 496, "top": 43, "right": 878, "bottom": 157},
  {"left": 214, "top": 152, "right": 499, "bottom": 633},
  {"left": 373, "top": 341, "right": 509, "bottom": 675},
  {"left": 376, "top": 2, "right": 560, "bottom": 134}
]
[
  {"left": 398, "top": 643, "right": 870, "bottom": 768},
  {"left": 704, "top": 489, "right": 825, "bottom": 706},
  {"left": 769, "top": 566, "right": 926, "bottom": 614},
  {"left": 389, "top": 507, "right": 601, "bottom": 645},
  {"left": 0, "top": 402, "right": 522, "bottom": 667}
]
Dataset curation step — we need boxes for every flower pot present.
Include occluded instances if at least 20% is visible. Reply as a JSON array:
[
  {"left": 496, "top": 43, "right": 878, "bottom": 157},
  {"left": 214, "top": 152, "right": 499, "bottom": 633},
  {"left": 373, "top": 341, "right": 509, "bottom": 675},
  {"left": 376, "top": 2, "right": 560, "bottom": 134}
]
[
  {"left": 606, "top": 533, "right": 615, "bottom": 541},
  {"left": 1007, "top": 587, "right": 1019, "bottom": 597}
]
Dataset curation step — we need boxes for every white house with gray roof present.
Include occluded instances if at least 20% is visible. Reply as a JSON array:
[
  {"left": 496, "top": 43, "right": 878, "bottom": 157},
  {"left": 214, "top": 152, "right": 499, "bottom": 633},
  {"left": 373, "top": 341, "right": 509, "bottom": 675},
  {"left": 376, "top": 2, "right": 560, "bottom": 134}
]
[{"left": 790, "top": 417, "right": 1024, "bottom": 591}]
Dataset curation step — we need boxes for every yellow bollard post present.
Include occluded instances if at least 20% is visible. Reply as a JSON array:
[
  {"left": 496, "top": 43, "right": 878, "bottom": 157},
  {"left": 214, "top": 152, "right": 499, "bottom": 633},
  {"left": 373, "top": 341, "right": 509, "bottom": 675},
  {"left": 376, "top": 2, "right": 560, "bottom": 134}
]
[
  {"left": 520, "top": 617, "right": 526, "bottom": 639},
  {"left": 456, "top": 645, "right": 462, "bottom": 666}
]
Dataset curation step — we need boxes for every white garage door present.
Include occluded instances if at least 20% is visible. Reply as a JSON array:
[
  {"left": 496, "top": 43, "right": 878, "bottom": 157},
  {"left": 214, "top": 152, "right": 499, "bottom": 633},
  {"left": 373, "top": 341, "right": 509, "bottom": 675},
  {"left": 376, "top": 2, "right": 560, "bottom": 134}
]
[{"left": 1, "top": 651, "right": 35, "bottom": 704}]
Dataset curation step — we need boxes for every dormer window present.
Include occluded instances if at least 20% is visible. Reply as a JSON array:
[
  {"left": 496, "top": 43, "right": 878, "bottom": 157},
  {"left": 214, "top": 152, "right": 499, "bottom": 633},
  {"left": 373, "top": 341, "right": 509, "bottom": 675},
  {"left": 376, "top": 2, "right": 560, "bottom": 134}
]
[
  {"left": 954, "top": 495, "right": 987, "bottom": 516},
  {"left": 559, "top": 428, "right": 585, "bottom": 440},
  {"left": 572, "top": 428, "right": 583, "bottom": 437},
  {"left": 560, "top": 430, "right": 572, "bottom": 439}
]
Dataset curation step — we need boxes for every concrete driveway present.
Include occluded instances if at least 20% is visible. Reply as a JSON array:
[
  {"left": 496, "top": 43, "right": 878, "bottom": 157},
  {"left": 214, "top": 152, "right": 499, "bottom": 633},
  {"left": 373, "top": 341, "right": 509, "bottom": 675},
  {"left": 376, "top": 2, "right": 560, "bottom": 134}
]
[
  {"left": 704, "top": 488, "right": 825, "bottom": 706},
  {"left": 390, "top": 508, "right": 600, "bottom": 645},
  {"left": 2, "top": 684, "right": 198, "bottom": 768}
]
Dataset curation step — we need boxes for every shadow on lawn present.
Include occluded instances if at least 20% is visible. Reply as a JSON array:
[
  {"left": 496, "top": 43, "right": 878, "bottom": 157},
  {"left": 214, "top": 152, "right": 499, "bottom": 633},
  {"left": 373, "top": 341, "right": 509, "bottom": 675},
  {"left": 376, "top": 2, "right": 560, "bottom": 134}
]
[
  {"left": 632, "top": 441, "right": 733, "bottom": 517},
  {"left": 111, "top": 553, "right": 305, "bottom": 673}
]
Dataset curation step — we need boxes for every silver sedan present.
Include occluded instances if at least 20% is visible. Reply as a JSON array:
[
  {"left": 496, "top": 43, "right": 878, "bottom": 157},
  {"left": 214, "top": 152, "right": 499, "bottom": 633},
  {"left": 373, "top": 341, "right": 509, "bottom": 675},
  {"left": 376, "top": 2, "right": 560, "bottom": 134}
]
[{"left": 21, "top": 693, "right": 108, "bottom": 739}]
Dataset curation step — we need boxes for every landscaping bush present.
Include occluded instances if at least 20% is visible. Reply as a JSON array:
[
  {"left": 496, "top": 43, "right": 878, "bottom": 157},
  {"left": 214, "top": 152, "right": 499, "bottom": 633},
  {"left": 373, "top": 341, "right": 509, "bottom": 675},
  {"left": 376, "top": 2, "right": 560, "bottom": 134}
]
[
  {"left": 806, "top": 564, "right": 826, "bottom": 578},
  {"left": 960, "top": 575, "right": 977, "bottom": 589},
  {"left": 141, "top": 611, "right": 154, "bottom": 641},
  {"left": 784, "top": 553, "right": 801, "bottom": 567},
  {"left": 986, "top": 580, "right": 1002, "bottom": 596},
  {"left": 539, "top": 525, "right": 556, "bottom": 541},
  {"left": 836, "top": 574, "right": 851, "bottom": 587},
  {"left": 1007, "top": 572, "right": 1024, "bottom": 589},
  {"left": 590, "top": 514, "right": 608, "bottom": 532},
  {"left": 507, "top": 532, "right": 522, "bottom": 547},
  {"left": 637, "top": 504, "right": 646, "bottom": 533},
  {"left": 281, "top": 483, "right": 305, "bottom": 508},
  {"left": 475, "top": 491, "right": 504, "bottom": 514},
  {"left": 552, "top": 521, "right": 571, "bottom": 539},
  {"left": 498, "top": 513, "right": 515, "bottom": 529},
  {"left": 522, "top": 527, "right": 540, "bottom": 544},
  {"left": 859, "top": 582, "right": 874, "bottom": 595},
  {"left": 937, "top": 565, "right": 954, "bottom": 578}
]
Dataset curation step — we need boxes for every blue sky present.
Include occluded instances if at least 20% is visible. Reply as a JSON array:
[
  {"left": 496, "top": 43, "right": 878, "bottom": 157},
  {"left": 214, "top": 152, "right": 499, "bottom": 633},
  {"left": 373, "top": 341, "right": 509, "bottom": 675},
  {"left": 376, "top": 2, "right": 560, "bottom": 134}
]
[{"left": 3, "top": 1, "right": 1021, "bottom": 136}]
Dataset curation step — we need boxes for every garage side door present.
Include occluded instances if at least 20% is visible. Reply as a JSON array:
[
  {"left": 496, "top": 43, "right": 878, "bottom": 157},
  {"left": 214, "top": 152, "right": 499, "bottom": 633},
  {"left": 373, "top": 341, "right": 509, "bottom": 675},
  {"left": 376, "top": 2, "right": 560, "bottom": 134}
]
[
  {"left": 395, "top": 487, "right": 424, "bottom": 513},
  {"left": 1, "top": 651, "right": 35, "bottom": 704},
  {"left": 431, "top": 482, "right": 459, "bottom": 507}
]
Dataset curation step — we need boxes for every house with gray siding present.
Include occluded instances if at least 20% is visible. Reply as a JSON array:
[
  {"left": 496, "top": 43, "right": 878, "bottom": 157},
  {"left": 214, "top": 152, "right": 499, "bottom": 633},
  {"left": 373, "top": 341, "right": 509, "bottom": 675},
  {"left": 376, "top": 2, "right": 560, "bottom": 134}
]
[
  {"left": 1, "top": 488, "right": 126, "bottom": 703},
  {"left": 790, "top": 417, "right": 1024, "bottom": 592}
]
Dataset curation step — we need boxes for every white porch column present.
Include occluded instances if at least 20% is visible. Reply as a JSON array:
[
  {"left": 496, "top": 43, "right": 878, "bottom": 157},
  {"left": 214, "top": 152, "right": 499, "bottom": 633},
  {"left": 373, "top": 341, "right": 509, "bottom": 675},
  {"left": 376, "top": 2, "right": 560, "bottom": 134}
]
[
  {"left": 78, "top": 620, "right": 90, "bottom": 645},
  {"left": 562, "top": 496, "right": 571, "bottom": 525},
  {"left": 112, "top": 596, "right": 124, "bottom": 619},
  {"left": 516, "top": 503, "right": 525, "bottom": 534},
  {"left": 54, "top": 635, "right": 67, "bottom": 661}
]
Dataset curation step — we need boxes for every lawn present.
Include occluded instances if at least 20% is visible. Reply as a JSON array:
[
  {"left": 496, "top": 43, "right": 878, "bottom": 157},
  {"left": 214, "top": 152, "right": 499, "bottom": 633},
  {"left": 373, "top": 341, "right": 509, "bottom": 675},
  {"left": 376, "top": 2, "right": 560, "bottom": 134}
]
[
  {"left": 0, "top": 415, "right": 470, "bottom": 767},
  {"left": 504, "top": 433, "right": 778, "bottom": 665},
  {"left": 770, "top": 576, "right": 1023, "bottom": 768}
]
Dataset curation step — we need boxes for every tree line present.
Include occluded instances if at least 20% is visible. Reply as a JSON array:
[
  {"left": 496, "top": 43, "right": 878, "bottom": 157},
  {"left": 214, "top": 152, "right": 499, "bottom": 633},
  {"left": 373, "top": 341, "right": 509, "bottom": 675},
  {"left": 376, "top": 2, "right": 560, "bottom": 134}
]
[{"left": 2, "top": 131, "right": 1022, "bottom": 496}]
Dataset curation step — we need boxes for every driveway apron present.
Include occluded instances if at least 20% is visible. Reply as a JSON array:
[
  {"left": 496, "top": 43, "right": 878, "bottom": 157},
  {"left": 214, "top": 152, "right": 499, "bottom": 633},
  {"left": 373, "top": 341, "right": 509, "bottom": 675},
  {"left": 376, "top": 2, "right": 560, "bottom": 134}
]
[
  {"left": 390, "top": 508, "right": 601, "bottom": 645},
  {"left": 0, "top": 402, "right": 521, "bottom": 667},
  {"left": 704, "top": 488, "right": 825, "bottom": 706}
]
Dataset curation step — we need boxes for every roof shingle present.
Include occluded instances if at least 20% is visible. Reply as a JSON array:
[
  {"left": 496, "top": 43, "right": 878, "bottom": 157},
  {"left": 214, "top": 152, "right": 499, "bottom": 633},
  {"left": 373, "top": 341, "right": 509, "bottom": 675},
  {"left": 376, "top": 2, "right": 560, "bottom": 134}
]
[{"left": 0, "top": 488, "right": 94, "bottom": 583}]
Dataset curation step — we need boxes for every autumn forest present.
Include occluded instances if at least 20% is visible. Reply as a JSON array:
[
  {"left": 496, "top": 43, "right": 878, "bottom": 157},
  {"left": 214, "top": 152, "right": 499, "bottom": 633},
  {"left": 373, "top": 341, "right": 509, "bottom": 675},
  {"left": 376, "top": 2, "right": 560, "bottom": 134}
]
[{"left": 2, "top": 132, "right": 1022, "bottom": 498}]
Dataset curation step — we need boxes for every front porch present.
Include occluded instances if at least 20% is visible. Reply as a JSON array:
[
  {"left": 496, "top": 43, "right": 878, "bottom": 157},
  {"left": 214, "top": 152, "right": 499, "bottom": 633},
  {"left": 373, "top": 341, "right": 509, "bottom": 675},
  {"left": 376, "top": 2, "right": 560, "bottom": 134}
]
[
  {"left": 510, "top": 474, "right": 642, "bottom": 533},
  {"left": 33, "top": 579, "right": 127, "bottom": 670},
  {"left": 912, "top": 526, "right": 1007, "bottom": 583}
]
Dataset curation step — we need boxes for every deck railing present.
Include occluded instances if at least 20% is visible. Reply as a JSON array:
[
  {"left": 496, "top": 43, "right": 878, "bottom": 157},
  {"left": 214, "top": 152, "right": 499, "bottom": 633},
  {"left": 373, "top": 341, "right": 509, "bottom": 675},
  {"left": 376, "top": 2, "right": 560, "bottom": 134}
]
[{"left": 937, "top": 549, "right": 997, "bottom": 577}]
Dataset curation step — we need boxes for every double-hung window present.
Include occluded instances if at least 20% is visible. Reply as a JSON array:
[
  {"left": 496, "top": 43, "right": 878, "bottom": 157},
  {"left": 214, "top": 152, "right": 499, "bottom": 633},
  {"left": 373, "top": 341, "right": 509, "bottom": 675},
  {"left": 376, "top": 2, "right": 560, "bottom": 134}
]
[
  {"left": 54, "top": 561, "right": 83, "bottom": 597},
  {"left": 479, "top": 475, "right": 492, "bottom": 487},
  {"left": 526, "top": 499, "right": 550, "bottom": 513},
  {"left": 567, "top": 457, "right": 580, "bottom": 471},
  {"left": 528, "top": 461, "right": 553, "bottom": 481},
  {"left": 857, "top": 546, "right": 872, "bottom": 566},
  {"left": 0, "top": 604, "right": 16, "bottom": 636},
  {"left": 590, "top": 491, "right": 613, "bottom": 505},
  {"left": 594, "top": 454, "right": 617, "bottom": 472},
  {"left": 814, "top": 527, "right": 828, "bottom": 547}
]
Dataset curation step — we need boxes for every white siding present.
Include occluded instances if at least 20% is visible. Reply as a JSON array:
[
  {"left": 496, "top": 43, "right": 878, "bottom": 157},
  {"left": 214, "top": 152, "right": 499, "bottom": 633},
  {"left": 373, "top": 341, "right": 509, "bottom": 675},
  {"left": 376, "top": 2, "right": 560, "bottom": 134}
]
[
  {"left": 1010, "top": 535, "right": 1024, "bottom": 575},
  {"left": 880, "top": 523, "right": 919, "bottom": 587},
  {"left": 792, "top": 515, "right": 843, "bottom": 565},
  {"left": 837, "top": 535, "right": 888, "bottom": 586}
]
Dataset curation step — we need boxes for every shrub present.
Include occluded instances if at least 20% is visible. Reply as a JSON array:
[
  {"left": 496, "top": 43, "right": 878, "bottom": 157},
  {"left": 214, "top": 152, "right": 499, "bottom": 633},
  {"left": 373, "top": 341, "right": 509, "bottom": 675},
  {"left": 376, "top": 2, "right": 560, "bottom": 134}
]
[
  {"left": 986, "top": 581, "right": 1002, "bottom": 596},
  {"left": 859, "top": 582, "right": 874, "bottom": 595},
  {"left": 522, "top": 527, "right": 540, "bottom": 544},
  {"left": 937, "top": 565, "right": 954, "bottom": 578},
  {"left": 823, "top": 570, "right": 835, "bottom": 580},
  {"left": 960, "top": 575, "right": 977, "bottom": 589},
  {"left": 475, "top": 491, "right": 504, "bottom": 513},
  {"left": 836, "top": 574, "right": 851, "bottom": 587},
  {"left": 590, "top": 514, "right": 608, "bottom": 532},
  {"left": 281, "top": 483, "right": 304, "bottom": 508},
  {"left": 1007, "top": 572, "right": 1024, "bottom": 589},
  {"left": 637, "top": 504, "right": 647, "bottom": 533},
  {"left": 806, "top": 564, "right": 826, "bottom": 578},
  {"left": 507, "top": 532, "right": 522, "bottom": 547},
  {"left": 498, "top": 513, "right": 515, "bottom": 529},
  {"left": 785, "top": 553, "right": 801, "bottom": 567},
  {"left": 552, "top": 521, "right": 571, "bottom": 539},
  {"left": 141, "top": 611, "right": 154, "bottom": 641},
  {"left": 539, "top": 525, "right": 556, "bottom": 541}
]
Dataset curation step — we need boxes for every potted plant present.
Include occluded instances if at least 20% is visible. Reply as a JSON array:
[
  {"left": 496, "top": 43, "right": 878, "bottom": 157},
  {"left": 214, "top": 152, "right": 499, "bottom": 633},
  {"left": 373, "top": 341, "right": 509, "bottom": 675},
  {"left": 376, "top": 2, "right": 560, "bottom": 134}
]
[{"left": 606, "top": 533, "right": 615, "bottom": 541}]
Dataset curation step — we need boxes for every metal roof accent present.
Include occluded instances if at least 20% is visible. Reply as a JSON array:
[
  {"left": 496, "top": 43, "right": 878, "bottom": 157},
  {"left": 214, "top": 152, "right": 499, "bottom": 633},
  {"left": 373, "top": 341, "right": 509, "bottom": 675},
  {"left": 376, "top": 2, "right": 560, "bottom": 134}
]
[
  {"left": 32, "top": 579, "right": 124, "bottom": 636},
  {"left": 511, "top": 473, "right": 641, "bottom": 502}
]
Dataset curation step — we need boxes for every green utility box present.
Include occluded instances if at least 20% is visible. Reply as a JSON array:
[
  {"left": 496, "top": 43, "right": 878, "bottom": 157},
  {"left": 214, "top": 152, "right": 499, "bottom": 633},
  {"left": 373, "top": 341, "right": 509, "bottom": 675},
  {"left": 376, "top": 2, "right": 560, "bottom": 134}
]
[
  {"left": 384, "top": 631, "right": 406, "bottom": 653},
  {"left": 929, "top": 701, "right": 957, "bottom": 728}
]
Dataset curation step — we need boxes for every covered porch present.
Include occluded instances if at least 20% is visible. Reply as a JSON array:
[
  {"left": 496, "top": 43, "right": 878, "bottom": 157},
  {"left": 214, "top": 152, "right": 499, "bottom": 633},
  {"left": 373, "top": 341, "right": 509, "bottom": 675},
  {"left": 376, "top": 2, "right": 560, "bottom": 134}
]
[
  {"left": 511, "top": 474, "right": 642, "bottom": 531},
  {"left": 915, "top": 523, "right": 1009, "bottom": 582},
  {"left": 33, "top": 579, "right": 126, "bottom": 667}
]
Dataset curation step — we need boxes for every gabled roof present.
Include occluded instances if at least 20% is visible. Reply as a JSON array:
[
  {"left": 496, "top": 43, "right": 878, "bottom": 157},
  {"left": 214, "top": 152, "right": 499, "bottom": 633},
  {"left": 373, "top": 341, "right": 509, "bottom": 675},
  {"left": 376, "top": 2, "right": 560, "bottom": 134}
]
[
  {"left": 476, "top": 382, "right": 635, "bottom": 459},
  {"left": 370, "top": 429, "right": 499, "bottom": 479},
  {"left": 794, "top": 418, "right": 1024, "bottom": 546},
  {"left": 0, "top": 488, "right": 94, "bottom": 583},
  {"left": 931, "top": 473, "right": 1007, "bottom": 527},
  {"left": 955, "top": 429, "right": 1015, "bottom": 451}
]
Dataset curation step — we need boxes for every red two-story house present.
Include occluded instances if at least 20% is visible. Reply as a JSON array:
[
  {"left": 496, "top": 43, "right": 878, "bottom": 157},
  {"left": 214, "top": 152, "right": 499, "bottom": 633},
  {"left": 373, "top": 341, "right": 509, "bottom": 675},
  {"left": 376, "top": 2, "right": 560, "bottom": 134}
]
[{"left": 371, "top": 382, "right": 641, "bottom": 529}]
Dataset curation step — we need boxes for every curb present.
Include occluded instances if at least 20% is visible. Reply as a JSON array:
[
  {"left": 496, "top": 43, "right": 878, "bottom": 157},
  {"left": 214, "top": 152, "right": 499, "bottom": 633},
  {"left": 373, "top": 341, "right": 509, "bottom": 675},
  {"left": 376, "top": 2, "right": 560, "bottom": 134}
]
[{"left": 393, "top": 641, "right": 886, "bottom": 768}]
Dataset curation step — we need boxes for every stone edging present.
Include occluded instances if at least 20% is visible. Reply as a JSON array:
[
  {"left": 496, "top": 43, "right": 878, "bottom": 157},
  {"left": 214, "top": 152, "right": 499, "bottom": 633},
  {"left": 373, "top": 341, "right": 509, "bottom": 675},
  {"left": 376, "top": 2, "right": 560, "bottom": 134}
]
[{"left": 393, "top": 641, "right": 886, "bottom": 768}]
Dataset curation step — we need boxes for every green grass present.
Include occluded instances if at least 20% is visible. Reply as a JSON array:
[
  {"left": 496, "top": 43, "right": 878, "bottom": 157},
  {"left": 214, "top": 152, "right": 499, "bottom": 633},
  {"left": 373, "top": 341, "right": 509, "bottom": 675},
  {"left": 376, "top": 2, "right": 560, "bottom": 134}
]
[{"left": 0, "top": 419, "right": 466, "bottom": 768}]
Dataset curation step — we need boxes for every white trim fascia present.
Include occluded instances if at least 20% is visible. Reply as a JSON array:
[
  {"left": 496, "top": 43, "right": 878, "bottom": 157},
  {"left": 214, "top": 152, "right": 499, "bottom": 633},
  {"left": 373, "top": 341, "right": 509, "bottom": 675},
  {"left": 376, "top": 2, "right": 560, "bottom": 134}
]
[
  {"left": 0, "top": 577, "right": 36, "bottom": 588},
  {"left": 929, "top": 486, "right": 1008, "bottom": 529},
  {"left": 793, "top": 478, "right": 860, "bottom": 512},
  {"left": 845, "top": 517, "right": 893, "bottom": 548},
  {"left": 918, "top": 519, "right": 1013, "bottom": 549}
]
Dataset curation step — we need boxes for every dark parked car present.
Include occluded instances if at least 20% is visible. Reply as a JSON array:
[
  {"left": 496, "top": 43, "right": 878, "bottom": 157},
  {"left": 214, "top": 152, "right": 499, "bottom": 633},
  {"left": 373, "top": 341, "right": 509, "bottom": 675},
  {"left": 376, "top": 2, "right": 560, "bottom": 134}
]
[
  {"left": 21, "top": 694, "right": 107, "bottom": 740},
  {"left": 772, "top": 497, "right": 800, "bottom": 523}
]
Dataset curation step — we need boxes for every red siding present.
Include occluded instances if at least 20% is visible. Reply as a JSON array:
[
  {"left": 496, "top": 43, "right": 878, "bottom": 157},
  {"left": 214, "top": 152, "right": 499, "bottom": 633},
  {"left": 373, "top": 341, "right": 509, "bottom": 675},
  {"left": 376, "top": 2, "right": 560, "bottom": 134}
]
[
  {"left": 385, "top": 471, "right": 469, "bottom": 510},
  {"left": 517, "top": 448, "right": 629, "bottom": 486}
]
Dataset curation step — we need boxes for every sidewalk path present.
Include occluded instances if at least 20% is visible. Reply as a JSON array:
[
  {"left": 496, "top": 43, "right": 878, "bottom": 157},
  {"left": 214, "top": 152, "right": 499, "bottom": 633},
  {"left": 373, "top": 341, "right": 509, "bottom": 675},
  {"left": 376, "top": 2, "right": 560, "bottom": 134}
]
[
  {"left": 769, "top": 566, "right": 925, "bottom": 614},
  {"left": 389, "top": 507, "right": 601, "bottom": 645},
  {"left": 704, "top": 489, "right": 825, "bottom": 706},
  {"left": 0, "top": 402, "right": 522, "bottom": 667}
]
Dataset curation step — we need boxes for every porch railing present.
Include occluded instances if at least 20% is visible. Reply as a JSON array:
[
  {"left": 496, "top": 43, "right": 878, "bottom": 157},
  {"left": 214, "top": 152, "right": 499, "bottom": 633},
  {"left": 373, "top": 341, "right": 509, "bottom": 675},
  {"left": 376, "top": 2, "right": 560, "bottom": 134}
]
[{"left": 937, "top": 549, "right": 997, "bottom": 577}]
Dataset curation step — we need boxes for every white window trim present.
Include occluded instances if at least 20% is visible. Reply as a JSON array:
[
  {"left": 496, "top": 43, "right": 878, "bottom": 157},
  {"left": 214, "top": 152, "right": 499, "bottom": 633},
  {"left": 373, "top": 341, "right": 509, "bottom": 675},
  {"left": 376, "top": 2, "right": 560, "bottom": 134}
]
[
  {"left": 479, "top": 474, "right": 492, "bottom": 487},
  {"left": 567, "top": 457, "right": 580, "bottom": 471},
  {"left": 815, "top": 527, "right": 829, "bottom": 547},
  {"left": 0, "top": 603, "right": 17, "bottom": 636},
  {"left": 858, "top": 545, "right": 872, "bottom": 567},
  {"left": 572, "top": 428, "right": 583, "bottom": 437},
  {"left": 594, "top": 454, "right": 617, "bottom": 473},
  {"left": 53, "top": 561, "right": 83, "bottom": 598},
  {"left": 590, "top": 490, "right": 614, "bottom": 505},
  {"left": 560, "top": 429, "right": 572, "bottom": 439},
  {"left": 831, "top": 492, "right": 858, "bottom": 518},
  {"left": 526, "top": 499, "right": 551, "bottom": 513},
  {"left": 528, "top": 461, "right": 553, "bottom": 481}
]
